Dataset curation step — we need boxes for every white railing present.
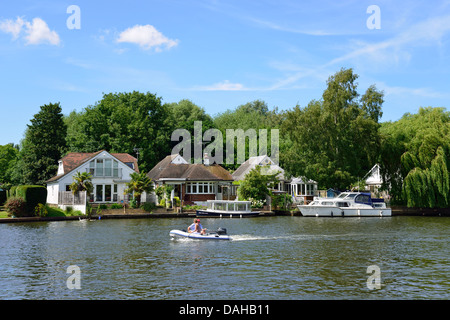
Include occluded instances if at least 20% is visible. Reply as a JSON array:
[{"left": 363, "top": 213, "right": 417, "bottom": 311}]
[{"left": 85, "top": 168, "right": 123, "bottom": 178}]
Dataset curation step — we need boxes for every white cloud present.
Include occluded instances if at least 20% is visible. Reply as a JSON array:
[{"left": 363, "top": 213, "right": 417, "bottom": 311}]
[
  {"left": 194, "top": 80, "right": 247, "bottom": 91},
  {"left": 378, "top": 82, "right": 447, "bottom": 99},
  {"left": 116, "top": 24, "right": 178, "bottom": 51},
  {"left": 23, "top": 18, "right": 60, "bottom": 45},
  {"left": 0, "top": 16, "right": 60, "bottom": 46},
  {"left": 0, "top": 17, "right": 24, "bottom": 39}
]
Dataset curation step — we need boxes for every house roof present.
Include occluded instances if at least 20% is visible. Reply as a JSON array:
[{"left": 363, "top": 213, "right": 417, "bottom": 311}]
[
  {"left": 232, "top": 155, "right": 286, "bottom": 181},
  {"left": 46, "top": 150, "right": 138, "bottom": 183},
  {"left": 147, "top": 154, "right": 233, "bottom": 182}
]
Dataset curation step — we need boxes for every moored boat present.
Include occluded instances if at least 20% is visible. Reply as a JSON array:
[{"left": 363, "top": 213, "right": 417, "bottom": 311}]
[
  {"left": 196, "top": 200, "right": 260, "bottom": 218},
  {"left": 297, "top": 192, "right": 391, "bottom": 217}
]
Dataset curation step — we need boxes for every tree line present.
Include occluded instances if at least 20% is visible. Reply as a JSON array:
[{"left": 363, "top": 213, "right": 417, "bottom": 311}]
[{"left": 1, "top": 68, "right": 449, "bottom": 208}]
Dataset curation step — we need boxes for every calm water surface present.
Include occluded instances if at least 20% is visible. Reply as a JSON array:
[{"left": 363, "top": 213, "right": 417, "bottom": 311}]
[{"left": 0, "top": 216, "right": 448, "bottom": 300}]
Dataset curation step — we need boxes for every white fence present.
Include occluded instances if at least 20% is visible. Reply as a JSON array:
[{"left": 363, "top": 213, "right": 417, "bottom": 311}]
[{"left": 58, "top": 191, "right": 86, "bottom": 214}]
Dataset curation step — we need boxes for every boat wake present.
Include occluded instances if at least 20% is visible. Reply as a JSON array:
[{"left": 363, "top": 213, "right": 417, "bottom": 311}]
[
  {"left": 171, "top": 233, "right": 367, "bottom": 242},
  {"left": 230, "top": 234, "right": 312, "bottom": 241}
]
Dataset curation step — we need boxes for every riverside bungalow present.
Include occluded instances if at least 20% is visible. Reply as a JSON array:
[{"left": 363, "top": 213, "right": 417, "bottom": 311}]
[
  {"left": 232, "top": 155, "right": 318, "bottom": 203},
  {"left": 46, "top": 150, "right": 142, "bottom": 207},
  {"left": 146, "top": 153, "right": 234, "bottom": 206}
]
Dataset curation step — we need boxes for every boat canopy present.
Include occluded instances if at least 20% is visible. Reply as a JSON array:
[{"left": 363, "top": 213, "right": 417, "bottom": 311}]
[
  {"left": 336, "top": 192, "right": 372, "bottom": 205},
  {"left": 206, "top": 200, "right": 252, "bottom": 212}
]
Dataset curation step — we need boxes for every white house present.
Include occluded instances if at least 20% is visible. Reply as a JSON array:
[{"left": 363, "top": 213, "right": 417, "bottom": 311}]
[
  {"left": 363, "top": 164, "right": 385, "bottom": 196},
  {"left": 231, "top": 155, "right": 318, "bottom": 203},
  {"left": 46, "top": 150, "right": 141, "bottom": 211}
]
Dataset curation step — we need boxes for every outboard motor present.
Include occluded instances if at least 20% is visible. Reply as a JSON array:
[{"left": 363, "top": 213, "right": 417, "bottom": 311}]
[{"left": 217, "top": 228, "right": 227, "bottom": 235}]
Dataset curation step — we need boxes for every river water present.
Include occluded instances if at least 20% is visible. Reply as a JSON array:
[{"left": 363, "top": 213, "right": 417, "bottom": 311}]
[{"left": 0, "top": 216, "right": 448, "bottom": 300}]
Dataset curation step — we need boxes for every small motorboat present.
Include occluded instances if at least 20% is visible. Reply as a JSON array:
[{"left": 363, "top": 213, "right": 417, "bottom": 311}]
[{"left": 169, "top": 228, "right": 231, "bottom": 240}]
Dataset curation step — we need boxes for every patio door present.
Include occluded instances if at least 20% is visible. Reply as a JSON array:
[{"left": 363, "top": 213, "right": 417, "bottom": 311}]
[
  {"left": 217, "top": 184, "right": 223, "bottom": 200},
  {"left": 95, "top": 184, "right": 114, "bottom": 202},
  {"left": 96, "top": 185, "right": 103, "bottom": 202}
]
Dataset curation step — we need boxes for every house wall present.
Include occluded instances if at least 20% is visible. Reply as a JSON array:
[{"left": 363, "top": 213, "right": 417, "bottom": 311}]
[
  {"left": 46, "top": 183, "right": 59, "bottom": 204},
  {"left": 183, "top": 193, "right": 216, "bottom": 205},
  {"left": 154, "top": 181, "right": 232, "bottom": 206},
  {"left": 47, "top": 151, "right": 143, "bottom": 204}
]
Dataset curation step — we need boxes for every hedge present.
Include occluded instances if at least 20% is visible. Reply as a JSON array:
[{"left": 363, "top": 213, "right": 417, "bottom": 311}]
[
  {"left": 0, "top": 190, "right": 6, "bottom": 206},
  {"left": 9, "top": 185, "right": 47, "bottom": 216}
]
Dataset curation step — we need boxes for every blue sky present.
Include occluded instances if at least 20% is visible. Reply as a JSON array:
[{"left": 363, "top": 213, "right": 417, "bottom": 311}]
[{"left": 1, "top": 0, "right": 450, "bottom": 146}]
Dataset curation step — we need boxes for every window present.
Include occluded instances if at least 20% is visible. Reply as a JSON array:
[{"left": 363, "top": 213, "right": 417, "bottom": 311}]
[
  {"left": 96, "top": 159, "right": 103, "bottom": 176},
  {"left": 89, "top": 158, "right": 119, "bottom": 177},
  {"left": 113, "top": 161, "right": 119, "bottom": 177},
  {"left": 186, "top": 182, "right": 215, "bottom": 194},
  {"left": 113, "top": 184, "right": 118, "bottom": 201},
  {"left": 105, "top": 159, "right": 112, "bottom": 176},
  {"left": 96, "top": 185, "right": 103, "bottom": 202},
  {"left": 125, "top": 162, "right": 134, "bottom": 169},
  {"left": 355, "top": 194, "right": 370, "bottom": 204}
]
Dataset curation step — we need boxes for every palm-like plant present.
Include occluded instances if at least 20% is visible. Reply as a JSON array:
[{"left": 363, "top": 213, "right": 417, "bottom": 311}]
[
  {"left": 124, "top": 172, "right": 154, "bottom": 207},
  {"left": 70, "top": 171, "right": 94, "bottom": 198}
]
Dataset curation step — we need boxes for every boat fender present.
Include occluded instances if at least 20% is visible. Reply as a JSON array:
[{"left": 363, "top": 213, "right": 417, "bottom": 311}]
[
  {"left": 331, "top": 211, "right": 333, "bottom": 217},
  {"left": 341, "top": 210, "right": 344, "bottom": 217}
]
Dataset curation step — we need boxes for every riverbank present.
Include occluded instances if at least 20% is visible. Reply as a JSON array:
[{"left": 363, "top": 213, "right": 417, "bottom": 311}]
[
  {"left": 0, "top": 209, "right": 276, "bottom": 223},
  {"left": 0, "top": 206, "right": 448, "bottom": 223}
]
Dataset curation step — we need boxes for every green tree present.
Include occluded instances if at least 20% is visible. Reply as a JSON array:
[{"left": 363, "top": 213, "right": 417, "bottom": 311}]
[
  {"left": 0, "top": 143, "right": 19, "bottom": 185},
  {"left": 124, "top": 172, "right": 154, "bottom": 207},
  {"left": 237, "top": 166, "right": 279, "bottom": 201},
  {"left": 281, "top": 68, "right": 383, "bottom": 190},
  {"left": 21, "top": 103, "right": 67, "bottom": 185},
  {"left": 165, "top": 99, "right": 215, "bottom": 163},
  {"left": 380, "top": 107, "right": 450, "bottom": 207},
  {"left": 66, "top": 91, "right": 173, "bottom": 172},
  {"left": 213, "top": 100, "right": 284, "bottom": 170}
]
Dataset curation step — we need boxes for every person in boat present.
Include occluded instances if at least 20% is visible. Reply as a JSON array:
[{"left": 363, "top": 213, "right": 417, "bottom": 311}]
[{"left": 187, "top": 218, "right": 206, "bottom": 235}]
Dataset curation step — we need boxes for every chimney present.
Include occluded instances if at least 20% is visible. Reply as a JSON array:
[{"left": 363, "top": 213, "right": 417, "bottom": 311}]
[{"left": 203, "top": 153, "right": 210, "bottom": 166}]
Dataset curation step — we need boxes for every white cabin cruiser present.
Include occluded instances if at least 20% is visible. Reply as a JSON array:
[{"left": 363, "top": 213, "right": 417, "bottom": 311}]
[{"left": 297, "top": 192, "right": 391, "bottom": 217}]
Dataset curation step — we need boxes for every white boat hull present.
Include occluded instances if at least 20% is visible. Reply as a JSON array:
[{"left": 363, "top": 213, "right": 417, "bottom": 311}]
[
  {"left": 298, "top": 205, "right": 392, "bottom": 217},
  {"left": 169, "top": 229, "right": 231, "bottom": 240}
]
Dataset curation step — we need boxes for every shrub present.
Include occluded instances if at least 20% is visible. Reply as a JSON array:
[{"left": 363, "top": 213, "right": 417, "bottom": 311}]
[
  {"left": 45, "top": 205, "right": 66, "bottom": 217},
  {"left": 130, "top": 198, "right": 137, "bottom": 208},
  {"left": 159, "top": 198, "right": 166, "bottom": 207},
  {"left": 8, "top": 186, "right": 18, "bottom": 198},
  {"left": 5, "top": 197, "right": 27, "bottom": 217},
  {"left": 141, "top": 202, "right": 157, "bottom": 212},
  {"left": 99, "top": 204, "right": 108, "bottom": 210},
  {"left": 15, "top": 185, "right": 47, "bottom": 215},
  {"left": 34, "top": 203, "right": 48, "bottom": 217},
  {"left": 110, "top": 203, "right": 122, "bottom": 209},
  {"left": 0, "top": 190, "right": 6, "bottom": 206},
  {"left": 173, "top": 196, "right": 181, "bottom": 207}
]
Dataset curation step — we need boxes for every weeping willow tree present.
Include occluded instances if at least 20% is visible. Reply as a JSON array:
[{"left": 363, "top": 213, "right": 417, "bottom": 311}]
[{"left": 382, "top": 107, "right": 450, "bottom": 208}]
